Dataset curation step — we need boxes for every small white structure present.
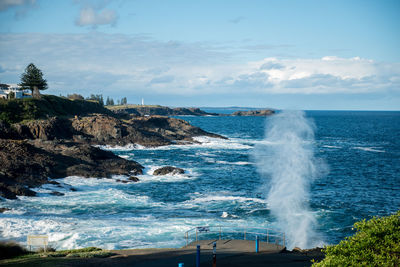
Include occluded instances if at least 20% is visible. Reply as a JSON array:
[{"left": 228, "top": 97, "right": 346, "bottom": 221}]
[
  {"left": 142, "top": 98, "right": 144, "bottom": 106},
  {"left": 27, "top": 235, "right": 48, "bottom": 251},
  {"left": 0, "top": 84, "right": 31, "bottom": 99}
]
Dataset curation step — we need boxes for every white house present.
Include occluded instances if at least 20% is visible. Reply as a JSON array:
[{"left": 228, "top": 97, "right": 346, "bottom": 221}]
[{"left": 0, "top": 84, "right": 31, "bottom": 99}]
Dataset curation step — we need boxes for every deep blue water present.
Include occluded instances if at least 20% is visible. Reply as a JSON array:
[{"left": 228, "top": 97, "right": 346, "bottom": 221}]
[{"left": 0, "top": 111, "right": 399, "bottom": 249}]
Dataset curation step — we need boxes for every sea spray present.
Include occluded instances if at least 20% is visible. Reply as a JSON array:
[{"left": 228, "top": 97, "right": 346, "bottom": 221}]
[{"left": 254, "top": 110, "right": 326, "bottom": 249}]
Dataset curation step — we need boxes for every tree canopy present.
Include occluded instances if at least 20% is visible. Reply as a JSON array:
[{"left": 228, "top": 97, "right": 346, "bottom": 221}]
[
  {"left": 313, "top": 211, "right": 400, "bottom": 266},
  {"left": 19, "top": 63, "right": 48, "bottom": 98}
]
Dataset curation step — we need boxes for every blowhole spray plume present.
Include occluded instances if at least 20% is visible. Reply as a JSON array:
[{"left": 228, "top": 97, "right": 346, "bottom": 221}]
[{"left": 254, "top": 110, "right": 326, "bottom": 249}]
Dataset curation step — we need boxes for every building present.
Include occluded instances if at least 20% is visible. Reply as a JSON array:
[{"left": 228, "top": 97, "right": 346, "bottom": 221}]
[{"left": 0, "top": 84, "right": 31, "bottom": 99}]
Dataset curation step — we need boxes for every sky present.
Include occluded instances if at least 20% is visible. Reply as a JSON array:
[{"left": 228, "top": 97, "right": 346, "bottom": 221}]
[{"left": 0, "top": 0, "right": 399, "bottom": 110}]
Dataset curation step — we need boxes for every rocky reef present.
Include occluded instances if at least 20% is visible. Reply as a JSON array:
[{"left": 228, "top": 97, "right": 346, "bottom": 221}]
[
  {"left": 0, "top": 139, "right": 143, "bottom": 199},
  {"left": 0, "top": 95, "right": 226, "bottom": 199},
  {"left": 231, "top": 109, "right": 275, "bottom": 116}
]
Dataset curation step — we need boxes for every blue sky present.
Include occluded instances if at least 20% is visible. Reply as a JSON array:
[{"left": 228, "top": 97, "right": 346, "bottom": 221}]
[{"left": 0, "top": 0, "right": 399, "bottom": 110}]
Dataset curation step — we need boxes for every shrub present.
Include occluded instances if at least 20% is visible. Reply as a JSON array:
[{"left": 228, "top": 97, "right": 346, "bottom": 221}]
[
  {"left": 67, "top": 94, "right": 84, "bottom": 100},
  {"left": 313, "top": 211, "right": 400, "bottom": 266},
  {"left": 0, "top": 241, "right": 28, "bottom": 259}
]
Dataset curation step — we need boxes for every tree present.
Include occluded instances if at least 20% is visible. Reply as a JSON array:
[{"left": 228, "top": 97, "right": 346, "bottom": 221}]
[
  {"left": 87, "top": 94, "right": 104, "bottom": 106},
  {"left": 313, "top": 211, "right": 400, "bottom": 266},
  {"left": 19, "top": 63, "right": 48, "bottom": 99},
  {"left": 121, "top": 97, "right": 127, "bottom": 105}
]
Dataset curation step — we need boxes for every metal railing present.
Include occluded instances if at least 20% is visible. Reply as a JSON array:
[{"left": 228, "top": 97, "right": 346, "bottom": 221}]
[{"left": 184, "top": 226, "right": 285, "bottom": 247}]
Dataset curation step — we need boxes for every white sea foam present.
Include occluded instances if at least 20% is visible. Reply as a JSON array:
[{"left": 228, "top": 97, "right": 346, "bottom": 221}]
[
  {"left": 136, "top": 166, "right": 198, "bottom": 183},
  {"left": 185, "top": 194, "right": 267, "bottom": 205},
  {"left": 96, "top": 143, "right": 144, "bottom": 151},
  {"left": 322, "top": 145, "right": 342, "bottom": 149},
  {"left": 216, "top": 160, "right": 253, "bottom": 165},
  {"left": 353, "top": 147, "right": 385, "bottom": 153}
]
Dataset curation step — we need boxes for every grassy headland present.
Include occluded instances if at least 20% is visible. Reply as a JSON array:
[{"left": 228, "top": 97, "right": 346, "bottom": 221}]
[{"left": 0, "top": 95, "right": 110, "bottom": 124}]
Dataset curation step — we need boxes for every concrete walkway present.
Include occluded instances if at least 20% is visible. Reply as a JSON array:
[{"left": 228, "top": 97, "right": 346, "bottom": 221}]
[{"left": 185, "top": 239, "right": 285, "bottom": 253}]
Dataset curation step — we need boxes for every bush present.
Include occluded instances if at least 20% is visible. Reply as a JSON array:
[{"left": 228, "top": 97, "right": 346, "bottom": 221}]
[
  {"left": 0, "top": 241, "right": 28, "bottom": 259},
  {"left": 67, "top": 94, "right": 84, "bottom": 100},
  {"left": 313, "top": 211, "right": 400, "bottom": 266}
]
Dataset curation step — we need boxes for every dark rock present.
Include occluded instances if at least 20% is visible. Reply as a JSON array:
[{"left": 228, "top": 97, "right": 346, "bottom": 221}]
[
  {"left": 0, "top": 139, "right": 144, "bottom": 199},
  {"left": 232, "top": 109, "right": 275, "bottom": 116},
  {"left": 13, "top": 117, "right": 74, "bottom": 140},
  {"left": 70, "top": 187, "right": 77, "bottom": 192},
  {"left": 50, "top": 191, "right": 64, "bottom": 196},
  {"left": 128, "top": 176, "right": 140, "bottom": 182},
  {"left": 153, "top": 166, "right": 185, "bottom": 176},
  {"left": 69, "top": 114, "right": 226, "bottom": 147},
  {"left": 0, "top": 208, "right": 11, "bottom": 213}
]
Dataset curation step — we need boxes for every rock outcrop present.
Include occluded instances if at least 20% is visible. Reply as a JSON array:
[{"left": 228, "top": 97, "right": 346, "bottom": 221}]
[
  {"left": 153, "top": 166, "right": 185, "bottom": 176},
  {"left": 5, "top": 114, "right": 225, "bottom": 147},
  {"left": 0, "top": 139, "right": 143, "bottom": 199},
  {"left": 109, "top": 105, "right": 218, "bottom": 116},
  {"left": 232, "top": 109, "right": 275, "bottom": 116}
]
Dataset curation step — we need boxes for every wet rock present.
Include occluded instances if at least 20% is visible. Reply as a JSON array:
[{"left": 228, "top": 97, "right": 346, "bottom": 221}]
[
  {"left": 0, "top": 208, "right": 11, "bottom": 213},
  {"left": 128, "top": 176, "right": 140, "bottom": 182},
  {"left": 153, "top": 166, "right": 185, "bottom": 176},
  {"left": 0, "top": 139, "right": 143, "bottom": 199},
  {"left": 50, "top": 191, "right": 64, "bottom": 196}
]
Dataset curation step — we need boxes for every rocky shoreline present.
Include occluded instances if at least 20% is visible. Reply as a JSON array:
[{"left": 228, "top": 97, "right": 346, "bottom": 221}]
[
  {"left": 0, "top": 114, "right": 224, "bottom": 199},
  {"left": 0, "top": 96, "right": 228, "bottom": 200}
]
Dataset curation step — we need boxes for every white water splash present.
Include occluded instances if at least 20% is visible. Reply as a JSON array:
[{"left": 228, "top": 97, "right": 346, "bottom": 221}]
[{"left": 254, "top": 110, "right": 326, "bottom": 249}]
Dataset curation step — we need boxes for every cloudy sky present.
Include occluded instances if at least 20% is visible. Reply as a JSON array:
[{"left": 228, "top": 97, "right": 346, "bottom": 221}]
[{"left": 0, "top": 0, "right": 399, "bottom": 110}]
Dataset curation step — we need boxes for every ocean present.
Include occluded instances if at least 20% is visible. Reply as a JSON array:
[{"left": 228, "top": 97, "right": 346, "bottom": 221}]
[{"left": 0, "top": 110, "right": 399, "bottom": 250}]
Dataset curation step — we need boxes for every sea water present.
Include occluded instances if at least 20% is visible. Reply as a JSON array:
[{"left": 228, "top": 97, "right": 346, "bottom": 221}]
[{"left": 0, "top": 111, "right": 399, "bottom": 250}]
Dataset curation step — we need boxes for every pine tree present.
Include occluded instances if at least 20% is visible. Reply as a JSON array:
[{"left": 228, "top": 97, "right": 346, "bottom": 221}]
[{"left": 19, "top": 63, "right": 48, "bottom": 99}]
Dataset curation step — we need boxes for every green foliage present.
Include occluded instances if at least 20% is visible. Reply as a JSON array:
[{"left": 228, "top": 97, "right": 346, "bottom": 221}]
[
  {"left": 67, "top": 93, "right": 84, "bottom": 100},
  {"left": 88, "top": 94, "right": 104, "bottom": 105},
  {"left": 0, "top": 241, "right": 29, "bottom": 259},
  {"left": 106, "top": 96, "right": 115, "bottom": 106},
  {"left": 19, "top": 63, "right": 48, "bottom": 92},
  {"left": 313, "top": 211, "right": 400, "bottom": 266},
  {"left": 8, "top": 91, "right": 15, "bottom": 99},
  {"left": 0, "top": 95, "right": 111, "bottom": 123}
]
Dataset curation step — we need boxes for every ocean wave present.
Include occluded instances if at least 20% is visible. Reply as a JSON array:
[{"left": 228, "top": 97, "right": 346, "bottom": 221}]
[
  {"left": 321, "top": 145, "right": 342, "bottom": 149},
  {"left": 216, "top": 160, "right": 253, "bottom": 165},
  {"left": 185, "top": 193, "right": 267, "bottom": 205},
  {"left": 137, "top": 166, "right": 198, "bottom": 183},
  {"left": 353, "top": 147, "right": 385, "bottom": 153}
]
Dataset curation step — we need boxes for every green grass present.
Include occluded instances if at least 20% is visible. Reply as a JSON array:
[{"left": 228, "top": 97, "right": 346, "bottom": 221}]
[
  {"left": 106, "top": 104, "right": 163, "bottom": 110},
  {"left": 0, "top": 247, "right": 114, "bottom": 266},
  {"left": 0, "top": 95, "right": 111, "bottom": 124}
]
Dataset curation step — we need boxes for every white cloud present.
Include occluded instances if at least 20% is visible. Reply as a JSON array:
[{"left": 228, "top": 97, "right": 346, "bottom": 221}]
[
  {"left": 0, "top": 33, "right": 399, "bottom": 97},
  {"left": 0, "top": 0, "right": 35, "bottom": 11},
  {"left": 75, "top": 6, "right": 118, "bottom": 27}
]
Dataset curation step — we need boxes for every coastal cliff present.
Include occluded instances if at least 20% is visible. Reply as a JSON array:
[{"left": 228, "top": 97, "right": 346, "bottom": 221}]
[
  {"left": 107, "top": 105, "right": 218, "bottom": 116},
  {"left": 0, "top": 95, "right": 225, "bottom": 199}
]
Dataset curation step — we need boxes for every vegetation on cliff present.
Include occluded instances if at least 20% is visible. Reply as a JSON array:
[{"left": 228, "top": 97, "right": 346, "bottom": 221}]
[
  {"left": 0, "top": 95, "right": 111, "bottom": 124},
  {"left": 313, "top": 211, "right": 400, "bottom": 266}
]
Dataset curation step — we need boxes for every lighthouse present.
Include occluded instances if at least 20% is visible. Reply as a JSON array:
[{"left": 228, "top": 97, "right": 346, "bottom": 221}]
[{"left": 142, "top": 98, "right": 144, "bottom": 106}]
